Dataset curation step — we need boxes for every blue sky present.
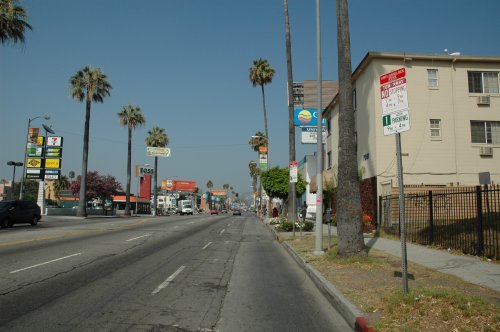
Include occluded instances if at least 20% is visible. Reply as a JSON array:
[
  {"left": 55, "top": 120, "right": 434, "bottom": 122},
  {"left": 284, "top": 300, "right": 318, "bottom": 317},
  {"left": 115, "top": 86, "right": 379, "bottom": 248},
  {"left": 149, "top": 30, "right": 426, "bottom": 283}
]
[{"left": 1, "top": 0, "right": 500, "bottom": 196}]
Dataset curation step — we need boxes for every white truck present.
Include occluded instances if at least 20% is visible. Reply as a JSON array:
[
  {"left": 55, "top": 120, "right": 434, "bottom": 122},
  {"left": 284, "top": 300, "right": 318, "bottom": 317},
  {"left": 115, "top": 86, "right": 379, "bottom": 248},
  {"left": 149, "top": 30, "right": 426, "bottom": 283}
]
[{"left": 177, "top": 200, "right": 193, "bottom": 215}]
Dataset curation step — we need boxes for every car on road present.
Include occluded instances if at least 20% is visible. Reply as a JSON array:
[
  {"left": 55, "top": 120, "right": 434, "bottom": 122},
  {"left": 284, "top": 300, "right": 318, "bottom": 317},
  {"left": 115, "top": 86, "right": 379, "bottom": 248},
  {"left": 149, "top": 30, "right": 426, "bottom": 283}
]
[
  {"left": 210, "top": 209, "right": 219, "bottom": 215},
  {"left": 0, "top": 200, "right": 41, "bottom": 228},
  {"left": 232, "top": 209, "right": 242, "bottom": 216}
]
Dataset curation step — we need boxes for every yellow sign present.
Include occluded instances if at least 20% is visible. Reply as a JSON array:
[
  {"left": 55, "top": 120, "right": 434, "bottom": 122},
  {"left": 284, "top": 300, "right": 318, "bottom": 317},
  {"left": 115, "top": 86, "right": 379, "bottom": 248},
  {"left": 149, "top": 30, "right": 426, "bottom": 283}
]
[
  {"left": 45, "top": 158, "right": 61, "bottom": 169},
  {"left": 37, "top": 136, "right": 45, "bottom": 146},
  {"left": 26, "top": 158, "right": 42, "bottom": 168}
]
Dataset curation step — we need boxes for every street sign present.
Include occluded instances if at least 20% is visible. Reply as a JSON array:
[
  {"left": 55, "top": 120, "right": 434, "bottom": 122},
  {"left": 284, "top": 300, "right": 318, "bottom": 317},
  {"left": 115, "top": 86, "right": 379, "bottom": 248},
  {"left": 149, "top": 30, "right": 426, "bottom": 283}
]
[
  {"left": 301, "top": 126, "right": 327, "bottom": 144},
  {"left": 382, "top": 109, "right": 411, "bottom": 135},
  {"left": 259, "top": 153, "right": 268, "bottom": 170},
  {"left": 147, "top": 146, "right": 171, "bottom": 157},
  {"left": 380, "top": 68, "right": 410, "bottom": 136},
  {"left": 289, "top": 161, "right": 298, "bottom": 183}
]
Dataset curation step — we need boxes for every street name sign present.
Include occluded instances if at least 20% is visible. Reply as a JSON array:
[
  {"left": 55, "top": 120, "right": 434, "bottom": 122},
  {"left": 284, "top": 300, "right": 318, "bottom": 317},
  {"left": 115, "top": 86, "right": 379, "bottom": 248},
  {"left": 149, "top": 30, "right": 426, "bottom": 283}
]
[{"left": 147, "top": 147, "right": 171, "bottom": 157}]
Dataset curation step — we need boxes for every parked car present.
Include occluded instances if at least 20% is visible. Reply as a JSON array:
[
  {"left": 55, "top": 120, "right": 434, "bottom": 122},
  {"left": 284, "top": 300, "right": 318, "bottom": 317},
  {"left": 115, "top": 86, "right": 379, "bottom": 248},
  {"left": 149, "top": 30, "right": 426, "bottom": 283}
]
[
  {"left": 210, "top": 209, "right": 219, "bottom": 215},
  {"left": 232, "top": 209, "right": 242, "bottom": 216},
  {"left": 0, "top": 200, "right": 41, "bottom": 228}
]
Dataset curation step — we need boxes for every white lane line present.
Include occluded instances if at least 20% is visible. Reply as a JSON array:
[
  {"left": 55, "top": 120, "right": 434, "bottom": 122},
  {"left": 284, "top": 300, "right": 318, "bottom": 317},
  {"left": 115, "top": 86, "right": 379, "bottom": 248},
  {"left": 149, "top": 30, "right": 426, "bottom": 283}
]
[
  {"left": 126, "top": 234, "right": 151, "bottom": 242},
  {"left": 152, "top": 266, "right": 186, "bottom": 295},
  {"left": 10, "top": 253, "right": 82, "bottom": 274},
  {"left": 202, "top": 242, "right": 212, "bottom": 250},
  {"left": 220, "top": 229, "right": 225, "bottom": 235}
]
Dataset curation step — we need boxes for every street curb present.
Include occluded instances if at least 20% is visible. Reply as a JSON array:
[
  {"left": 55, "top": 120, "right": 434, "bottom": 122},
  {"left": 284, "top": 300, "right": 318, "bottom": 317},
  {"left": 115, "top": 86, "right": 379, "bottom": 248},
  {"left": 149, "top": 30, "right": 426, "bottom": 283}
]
[{"left": 266, "top": 221, "right": 375, "bottom": 331}]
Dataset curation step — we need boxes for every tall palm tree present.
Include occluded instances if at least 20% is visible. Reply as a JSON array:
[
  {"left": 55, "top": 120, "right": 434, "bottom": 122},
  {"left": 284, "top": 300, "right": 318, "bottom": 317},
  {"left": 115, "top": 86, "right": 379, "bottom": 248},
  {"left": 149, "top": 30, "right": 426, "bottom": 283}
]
[
  {"left": 248, "top": 161, "right": 258, "bottom": 195},
  {"left": 145, "top": 126, "right": 168, "bottom": 216},
  {"left": 70, "top": 65, "right": 112, "bottom": 217},
  {"left": 248, "top": 130, "right": 268, "bottom": 154},
  {"left": 284, "top": 0, "right": 296, "bottom": 221},
  {"left": 249, "top": 58, "right": 275, "bottom": 165},
  {"left": 0, "top": 0, "right": 32, "bottom": 45},
  {"left": 206, "top": 180, "right": 213, "bottom": 209},
  {"left": 118, "top": 104, "right": 145, "bottom": 216},
  {"left": 336, "top": 0, "right": 365, "bottom": 256}
]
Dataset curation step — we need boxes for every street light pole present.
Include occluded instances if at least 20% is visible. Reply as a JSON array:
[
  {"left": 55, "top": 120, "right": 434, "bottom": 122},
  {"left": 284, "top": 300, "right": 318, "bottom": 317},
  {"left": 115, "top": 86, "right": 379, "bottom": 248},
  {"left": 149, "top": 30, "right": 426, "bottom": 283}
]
[
  {"left": 19, "top": 115, "right": 50, "bottom": 199},
  {"left": 7, "top": 161, "right": 23, "bottom": 200}
]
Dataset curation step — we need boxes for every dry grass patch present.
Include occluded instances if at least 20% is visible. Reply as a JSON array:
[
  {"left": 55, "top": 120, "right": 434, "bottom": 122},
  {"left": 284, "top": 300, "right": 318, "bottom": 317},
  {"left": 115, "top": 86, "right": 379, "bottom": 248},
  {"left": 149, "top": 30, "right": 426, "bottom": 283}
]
[{"left": 281, "top": 234, "right": 500, "bottom": 331}]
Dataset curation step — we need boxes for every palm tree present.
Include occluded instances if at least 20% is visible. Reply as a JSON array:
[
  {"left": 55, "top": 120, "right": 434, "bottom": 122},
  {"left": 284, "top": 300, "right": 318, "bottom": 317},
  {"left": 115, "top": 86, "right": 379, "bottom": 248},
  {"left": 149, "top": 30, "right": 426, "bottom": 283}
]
[
  {"left": 206, "top": 180, "right": 213, "bottom": 209},
  {"left": 53, "top": 175, "right": 69, "bottom": 200},
  {"left": 0, "top": 0, "right": 32, "bottom": 45},
  {"left": 118, "top": 104, "right": 146, "bottom": 216},
  {"left": 248, "top": 130, "right": 268, "bottom": 153},
  {"left": 284, "top": 0, "right": 297, "bottom": 221},
  {"left": 70, "top": 65, "right": 112, "bottom": 217},
  {"left": 248, "top": 161, "right": 259, "bottom": 208},
  {"left": 68, "top": 170, "right": 75, "bottom": 182},
  {"left": 145, "top": 126, "right": 168, "bottom": 216},
  {"left": 249, "top": 58, "right": 275, "bottom": 164},
  {"left": 336, "top": 0, "right": 365, "bottom": 256}
]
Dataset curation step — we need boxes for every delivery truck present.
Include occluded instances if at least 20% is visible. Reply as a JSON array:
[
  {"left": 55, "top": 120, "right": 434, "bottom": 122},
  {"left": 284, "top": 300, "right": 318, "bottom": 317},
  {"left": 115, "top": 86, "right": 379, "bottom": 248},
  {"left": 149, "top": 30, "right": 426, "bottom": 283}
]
[{"left": 177, "top": 200, "right": 193, "bottom": 215}]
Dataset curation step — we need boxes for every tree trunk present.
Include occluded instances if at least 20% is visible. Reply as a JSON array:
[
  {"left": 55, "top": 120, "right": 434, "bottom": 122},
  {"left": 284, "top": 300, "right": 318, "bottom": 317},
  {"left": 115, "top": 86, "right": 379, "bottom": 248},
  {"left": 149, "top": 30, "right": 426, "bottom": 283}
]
[
  {"left": 336, "top": 0, "right": 366, "bottom": 256},
  {"left": 261, "top": 84, "right": 269, "bottom": 167},
  {"left": 284, "top": 0, "right": 297, "bottom": 224},
  {"left": 125, "top": 126, "right": 132, "bottom": 216},
  {"left": 77, "top": 95, "right": 91, "bottom": 217}
]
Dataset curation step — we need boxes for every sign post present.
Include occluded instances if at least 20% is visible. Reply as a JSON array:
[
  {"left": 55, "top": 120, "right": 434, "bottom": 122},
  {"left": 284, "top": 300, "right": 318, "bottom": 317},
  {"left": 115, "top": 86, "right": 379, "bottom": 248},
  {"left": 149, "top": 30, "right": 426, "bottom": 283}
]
[{"left": 380, "top": 68, "right": 410, "bottom": 294}]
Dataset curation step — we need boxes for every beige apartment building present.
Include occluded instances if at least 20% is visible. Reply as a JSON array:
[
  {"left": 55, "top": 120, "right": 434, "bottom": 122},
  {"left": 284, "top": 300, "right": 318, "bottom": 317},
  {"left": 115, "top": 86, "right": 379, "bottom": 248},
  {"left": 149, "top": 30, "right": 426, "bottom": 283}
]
[{"left": 325, "top": 52, "right": 500, "bottom": 198}]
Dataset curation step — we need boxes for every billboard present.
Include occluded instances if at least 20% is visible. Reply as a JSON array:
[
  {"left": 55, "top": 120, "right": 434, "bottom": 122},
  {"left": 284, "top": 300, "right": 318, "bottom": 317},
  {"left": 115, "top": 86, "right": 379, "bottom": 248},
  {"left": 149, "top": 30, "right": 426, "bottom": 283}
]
[
  {"left": 210, "top": 190, "right": 227, "bottom": 196},
  {"left": 26, "top": 158, "right": 43, "bottom": 168},
  {"left": 135, "top": 165, "right": 154, "bottom": 177},
  {"left": 46, "top": 136, "right": 63, "bottom": 147},
  {"left": 161, "top": 179, "right": 174, "bottom": 190},
  {"left": 173, "top": 180, "right": 197, "bottom": 192}
]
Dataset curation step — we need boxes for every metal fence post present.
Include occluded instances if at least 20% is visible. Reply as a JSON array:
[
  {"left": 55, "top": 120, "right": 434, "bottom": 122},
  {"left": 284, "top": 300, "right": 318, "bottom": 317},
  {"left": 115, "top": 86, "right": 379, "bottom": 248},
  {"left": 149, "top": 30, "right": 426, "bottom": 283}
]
[
  {"left": 428, "top": 190, "right": 434, "bottom": 245},
  {"left": 476, "top": 185, "right": 484, "bottom": 256}
]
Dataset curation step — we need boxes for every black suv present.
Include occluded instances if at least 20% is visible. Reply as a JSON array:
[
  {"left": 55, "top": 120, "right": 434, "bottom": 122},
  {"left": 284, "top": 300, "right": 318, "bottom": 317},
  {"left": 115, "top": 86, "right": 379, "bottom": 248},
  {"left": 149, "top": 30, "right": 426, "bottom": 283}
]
[{"left": 0, "top": 200, "right": 41, "bottom": 228}]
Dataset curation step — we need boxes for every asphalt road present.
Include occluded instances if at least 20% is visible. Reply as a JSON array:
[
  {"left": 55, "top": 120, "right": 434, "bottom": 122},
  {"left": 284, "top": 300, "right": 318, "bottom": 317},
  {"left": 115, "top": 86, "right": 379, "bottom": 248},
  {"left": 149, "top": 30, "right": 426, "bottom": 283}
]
[{"left": 0, "top": 213, "right": 350, "bottom": 331}]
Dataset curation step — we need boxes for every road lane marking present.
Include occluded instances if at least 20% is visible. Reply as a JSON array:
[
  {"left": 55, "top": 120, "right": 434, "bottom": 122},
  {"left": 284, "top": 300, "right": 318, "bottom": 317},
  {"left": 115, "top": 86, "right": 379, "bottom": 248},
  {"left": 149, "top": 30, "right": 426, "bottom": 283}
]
[
  {"left": 152, "top": 265, "right": 185, "bottom": 295},
  {"left": 202, "top": 242, "right": 212, "bottom": 250},
  {"left": 10, "top": 253, "right": 82, "bottom": 274},
  {"left": 220, "top": 229, "right": 225, "bottom": 235},
  {"left": 125, "top": 234, "right": 151, "bottom": 242}
]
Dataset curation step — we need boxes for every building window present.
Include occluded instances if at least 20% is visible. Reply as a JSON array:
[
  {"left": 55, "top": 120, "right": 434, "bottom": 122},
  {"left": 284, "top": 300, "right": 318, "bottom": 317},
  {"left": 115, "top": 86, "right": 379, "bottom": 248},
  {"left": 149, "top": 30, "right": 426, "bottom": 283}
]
[
  {"left": 470, "top": 121, "right": 500, "bottom": 144},
  {"left": 427, "top": 69, "right": 438, "bottom": 87},
  {"left": 327, "top": 151, "right": 332, "bottom": 169},
  {"left": 468, "top": 71, "right": 499, "bottom": 94},
  {"left": 326, "top": 117, "right": 331, "bottom": 136},
  {"left": 430, "top": 119, "right": 441, "bottom": 138}
]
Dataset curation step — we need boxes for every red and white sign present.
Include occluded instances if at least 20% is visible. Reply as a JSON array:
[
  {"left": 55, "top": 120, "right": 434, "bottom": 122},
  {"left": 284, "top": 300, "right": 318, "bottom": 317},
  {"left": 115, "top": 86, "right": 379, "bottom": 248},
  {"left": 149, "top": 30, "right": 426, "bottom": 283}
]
[
  {"left": 380, "top": 68, "right": 411, "bottom": 135},
  {"left": 380, "top": 69, "right": 408, "bottom": 115},
  {"left": 290, "top": 161, "right": 298, "bottom": 183},
  {"left": 46, "top": 136, "right": 63, "bottom": 147},
  {"left": 379, "top": 68, "right": 406, "bottom": 85}
]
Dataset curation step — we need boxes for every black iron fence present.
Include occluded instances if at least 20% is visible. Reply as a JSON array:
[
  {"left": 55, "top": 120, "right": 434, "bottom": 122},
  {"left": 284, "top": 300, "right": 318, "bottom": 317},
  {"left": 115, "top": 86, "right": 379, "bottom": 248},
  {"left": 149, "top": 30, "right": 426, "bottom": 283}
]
[{"left": 379, "top": 185, "right": 500, "bottom": 260}]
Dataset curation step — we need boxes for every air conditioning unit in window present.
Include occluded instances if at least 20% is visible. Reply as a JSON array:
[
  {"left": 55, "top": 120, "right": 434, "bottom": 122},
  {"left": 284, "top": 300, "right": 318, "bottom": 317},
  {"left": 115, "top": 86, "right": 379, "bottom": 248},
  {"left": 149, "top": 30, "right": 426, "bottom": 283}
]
[
  {"left": 479, "top": 146, "right": 493, "bottom": 156},
  {"left": 477, "top": 95, "right": 490, "bottom": 105}
]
